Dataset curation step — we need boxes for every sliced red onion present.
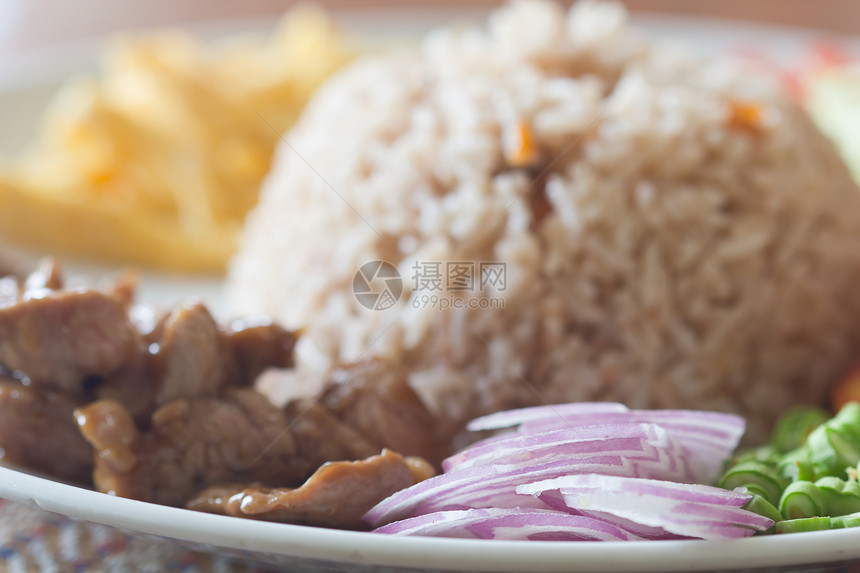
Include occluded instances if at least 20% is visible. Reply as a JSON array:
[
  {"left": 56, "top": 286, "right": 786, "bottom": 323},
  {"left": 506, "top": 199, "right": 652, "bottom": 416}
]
[
  {"left": 519, "top": 473, "right": 751, "bottom": 506},
  {"left": 516, "top": 474, "right": 772, "bottom": 540},
  {"left": 556, "top": 507, "right": 693, "bottom": 540},
  {"left": 470, "top": 408, "right": 744, "bottom": 484},
  {"left": 453, "top": 449, "right": 689, "bottom": 511},
  {"left": 448, "top": 421, "right": 698, "bottom": 484},
  {"left": 365, "top": 403, "right": 754, "bottom": 542},
  {"left": 365, "top": 442, "right": 695, "bottom": 529},
  {"left": 451, "top": 435, "right": 695, "bottom": 485},
  {"left": 466, "top": 405, "right": 743, "bottom": 460},
  {"left": 520, "top": 410, "right": 743, "bottom": 456},
  {"left": 443, "top": 423, "right": 684, "bottom": 473},
  {"left": 373, "top": 508, "right": 645, "bottom": 541},
  {"left": 466, "top": 403, "right": 630, "bottom": 432},
  {"left": 364, "top": 455, "right": 629, "bottom": 528}
]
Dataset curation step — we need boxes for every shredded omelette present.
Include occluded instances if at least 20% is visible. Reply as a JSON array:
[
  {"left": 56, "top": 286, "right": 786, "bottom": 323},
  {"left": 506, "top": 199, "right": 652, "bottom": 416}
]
[{"left": 0, "top": 6, "right": 353, "bottom": 272}]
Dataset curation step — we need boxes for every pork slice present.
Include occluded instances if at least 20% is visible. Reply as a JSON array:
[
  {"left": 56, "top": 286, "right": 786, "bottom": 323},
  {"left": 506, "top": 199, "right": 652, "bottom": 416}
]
[
  {"left": 75, "top": 389, "right": 304, "bottom": 506},
  {"left": 285, "top": 399, "right": 380, "bottom": 474},
  {"left": 225, "top": 317, "right": 297, "bottom": 387},
  {"left": 0, "top": 289, "right": 138, "bottom": 392},
  {"left": 320, "top": 359, "right": 446, "bottom": 465},
  {"left": 92, "top": 305, "right": 167, "bottom": 427},
  {"left": 95, "top": 306, "right": 295, "bottom": 428},
  {"left": 154, "top": 303, "right": 234, "bottom": 405},
  {"left": 93, "top": 355, "right": 158, "bottom": 427},
  {"left": 0, "top": 379, "right": 92, "bottom": 484},
  {"left": 185, "top": 450, "right": 425, "bottom": 529}
]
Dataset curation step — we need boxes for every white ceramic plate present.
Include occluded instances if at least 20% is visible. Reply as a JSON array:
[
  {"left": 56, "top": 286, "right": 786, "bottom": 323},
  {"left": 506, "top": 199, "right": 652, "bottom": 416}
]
[
  {"left": 2, "top": 9, "right": 860, "bottom": 573},
  {"left": 2, "top": 464, "right": 860, "bottom": 573}
]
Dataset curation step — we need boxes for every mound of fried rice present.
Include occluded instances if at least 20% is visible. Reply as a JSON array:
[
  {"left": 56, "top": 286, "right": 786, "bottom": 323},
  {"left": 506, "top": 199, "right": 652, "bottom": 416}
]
[{"left": 228, "top": 0, "right": 860, "bottom": 441}]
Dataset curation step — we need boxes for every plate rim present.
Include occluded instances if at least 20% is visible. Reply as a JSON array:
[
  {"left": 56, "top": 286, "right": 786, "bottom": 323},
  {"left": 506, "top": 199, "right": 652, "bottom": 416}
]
[{"left": 2, "top": 465, "right": 860, "bottom": 572}]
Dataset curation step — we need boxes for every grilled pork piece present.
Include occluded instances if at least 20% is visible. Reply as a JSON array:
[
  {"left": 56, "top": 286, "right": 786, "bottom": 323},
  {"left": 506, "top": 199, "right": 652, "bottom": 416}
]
[
  {"left": 75, "top": 390, "right": 304, "bottom": 506},
  {"left": 320, "top": 359, "right": 445, "bottom": 466},
  {"left": 0, "top": 379, "right": 92, "bottom": 483},
  {"left": 0, "top": 289, "right": 138, "bottom": 393},
  {"left": 76, "top": 359, "right": 446, "bottom": 508},
  {"left": 186, "top": 450, "right": 431, "bottom": 528},
  {"left": 225, "top": 317, "right": 296, "bottom": 387},
  {"left": 154, "top": 303, "right": 233, "bottom": 405},
  {"left": 285, "top": 399, "right": 380, "bottom": 474},
  {"left": 94, "top": 305, "right": 299, "bottom": 427}
]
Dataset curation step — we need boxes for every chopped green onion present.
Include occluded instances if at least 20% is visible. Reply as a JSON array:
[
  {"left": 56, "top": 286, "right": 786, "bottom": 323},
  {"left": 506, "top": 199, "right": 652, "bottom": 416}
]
[
  {"left": 779, "top": 481, "right": 827, "bottom": 519},
  {"left": 831, "top": 511, "right": 860, "bottom": 528},
  {"left": 771, "top": 406, "right": 829, "bottom": 454},
  {"left": 777, "top": 448, "right": 816, "bottom": 482},
  {"left": 718, "top": 461, "right": 787, "bottom": 506},
  {"left": 743, "top": 493, "right": 782, "bottom": 530},
  {"left": 728, "top": 403, "right": 860, "bottom": 534},
  {"left": 808, "top": 403, "right": 860, "bottom": 479},
  {"left": 729, "top": 445, "right": 780, "bottom": 467},
  {"left": 812, "top": 477, "right": 860, "bottom": 516},
  {"left": 775, "top": 517, "right": 832, "bottom": 534}
]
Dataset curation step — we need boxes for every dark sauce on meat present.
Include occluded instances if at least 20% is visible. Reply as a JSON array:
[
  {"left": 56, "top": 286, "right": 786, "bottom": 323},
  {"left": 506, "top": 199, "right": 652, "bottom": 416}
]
[{"left": 0, "top": 257, "right": 443, "bottom": 527}]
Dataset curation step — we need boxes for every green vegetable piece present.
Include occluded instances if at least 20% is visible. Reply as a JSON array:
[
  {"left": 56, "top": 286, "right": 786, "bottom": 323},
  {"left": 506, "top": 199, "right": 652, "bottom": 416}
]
[
  {"left": 778, "top": 448, "right": 815, "bottom": 482},
  {"left": 775, "top": 517, "right": 832, "bottom": 534},
  {"left": 815, "top": 476, "right": 847, "bottom": 492},
  {"left": 807, "top": 427, "right": 843, "bottom": 478},
  {"left": 843, "top": 480, "right": 860, "bottom": 497},
  {"left": 833, "top": 403, "right": 860, "bottom": 444},
  {"left": 780, "top": 481, "right": 828, "bottom": 519},
  {"left": 719, "top": 461, "right": 788, "bottom": 506},
  {"left": 813, "top": 477, "right": 860, "bottom": 516},
  {"left": 732, "top": 445, "right": 780, "bottom": 466},
  {"left": 828, "top": 428, "right": 860, "bottom": 468},
  {"left": 797, "top": 461, "right": 817, "bottom": 482},
  {"left": 743, "top": 483, "right": 776, "bottom": 504},
  {"left": 779, "top": 476, "right": 860, "bottom": 519},
  {"left": 771, "top": 406, "right": 829, "bottom": 454},
  {"left": 832, "top": 511, "right": 860, "bottom": 528},
  {"left": 743, "top": 493, "right": 782, "bottom": 530},
  {"left": 807, "top": 403, "right": 860, "bottom": 479}
]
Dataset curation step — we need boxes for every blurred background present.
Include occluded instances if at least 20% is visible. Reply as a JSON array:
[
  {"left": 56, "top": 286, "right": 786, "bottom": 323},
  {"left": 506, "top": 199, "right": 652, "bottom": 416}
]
[{"left": 0, "top": 0, "right": 858, "bottom": 57}]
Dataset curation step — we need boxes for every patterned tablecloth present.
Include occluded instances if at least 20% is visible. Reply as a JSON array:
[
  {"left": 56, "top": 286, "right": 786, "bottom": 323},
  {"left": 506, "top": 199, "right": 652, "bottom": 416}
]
[{"left": 0, "top": 500, "right": 276, "bottom": 572}]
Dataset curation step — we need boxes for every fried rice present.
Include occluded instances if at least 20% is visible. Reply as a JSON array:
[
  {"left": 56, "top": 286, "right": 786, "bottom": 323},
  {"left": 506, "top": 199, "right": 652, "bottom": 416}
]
[{"left": 228, "top": 0, "right": 860, "bottom": 441}]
